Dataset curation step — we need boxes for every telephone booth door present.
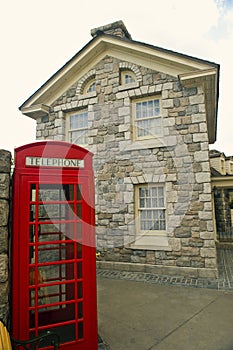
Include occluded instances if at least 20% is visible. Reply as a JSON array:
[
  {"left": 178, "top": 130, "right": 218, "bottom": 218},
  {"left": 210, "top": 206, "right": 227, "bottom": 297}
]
[{"left": 11, "top": 141, "right": 98, "bottom": 350}]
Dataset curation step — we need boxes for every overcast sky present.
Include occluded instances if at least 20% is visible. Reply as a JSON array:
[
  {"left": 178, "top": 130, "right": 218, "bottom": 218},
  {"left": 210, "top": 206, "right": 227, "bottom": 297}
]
[{"left": 1, "top": 0, "right": 233, "bottom": 156}]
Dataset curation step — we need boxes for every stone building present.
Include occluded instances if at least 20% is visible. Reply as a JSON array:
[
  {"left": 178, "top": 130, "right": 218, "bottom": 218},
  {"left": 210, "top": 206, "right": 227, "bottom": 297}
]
[
  {"left": 19, "top": 21, "right": 220, "bottom": 278},
  {"left": 210, "top": 150, "right": 233, "bottom": 241}
]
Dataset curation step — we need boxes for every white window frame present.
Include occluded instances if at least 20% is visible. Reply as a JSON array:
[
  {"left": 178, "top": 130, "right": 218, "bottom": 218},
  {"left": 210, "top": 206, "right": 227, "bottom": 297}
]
[
  {"left": 129, "top": 183, "right": 169, "bottom": 250},
  {"left": 230, "top": 161, "right": 233, "bottom": 174},
  {"left": 220, "top": 157, "right": 225, "bottom": 174},
  {"left": 66, "top": 110, "right": 88, "bottom": 146},
  {"left": 135, "top": 184, "right": 166, "bottom": 236},
  {"left": 132, "top": 96, "right": 163, "bottom": 141},
  {"left": 121, "top": 70, "right": 136, "bottom": 85},
  {"left": 83, "top": 79, "right": 96, "bottom": 94}
]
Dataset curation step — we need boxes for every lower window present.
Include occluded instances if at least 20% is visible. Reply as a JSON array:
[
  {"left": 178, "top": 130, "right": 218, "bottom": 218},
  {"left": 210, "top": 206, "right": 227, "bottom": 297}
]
[{"left": 135, "top": 184, "right": 166, "bottom": 234}]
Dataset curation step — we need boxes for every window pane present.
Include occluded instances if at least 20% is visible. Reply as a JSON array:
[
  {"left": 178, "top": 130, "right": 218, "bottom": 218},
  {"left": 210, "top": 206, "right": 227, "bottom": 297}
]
[
  {"left": 70, "top": 131, "right": 88, "bottom": 145},
  {"left": 38, "top": 243, "right": 75, "bottom": 263},
  {"left": 38, "top": 204, "right": 74, "bottom": 221},
  {"left": 151, "top": 198, "right": 158, "bottom": 207},
  {"left": 125, "top": 74, "right": 135, "bottom": 84},
  {"left": 158, "top": 187, "right": 164, "bottom": 196},
  {"left": 136, "top": 104, "right": 141, "bottom": 118},
  {"left": 39, "top": 184, "right": 74, "bottom": 202}
]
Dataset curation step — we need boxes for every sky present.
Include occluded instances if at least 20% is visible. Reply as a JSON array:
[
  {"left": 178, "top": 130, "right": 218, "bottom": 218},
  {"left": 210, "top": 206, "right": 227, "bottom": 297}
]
[{"left": 1, "top": 0, "right": 233, "bottom": 157}]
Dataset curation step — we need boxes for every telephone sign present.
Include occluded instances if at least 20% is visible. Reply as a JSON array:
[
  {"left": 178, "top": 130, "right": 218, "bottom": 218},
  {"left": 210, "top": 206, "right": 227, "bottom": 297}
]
[{"left": 11, "top": 141, "right": 98, "bottom": 349}]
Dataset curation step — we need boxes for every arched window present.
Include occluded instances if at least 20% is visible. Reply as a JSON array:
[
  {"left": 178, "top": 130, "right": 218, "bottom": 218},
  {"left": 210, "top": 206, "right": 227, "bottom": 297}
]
[
  {"left": 83, "top": 79, "right": 96, "bottom": 94},
  {"left": 121, "top": 70, "right": 136, "bottom": 85}
]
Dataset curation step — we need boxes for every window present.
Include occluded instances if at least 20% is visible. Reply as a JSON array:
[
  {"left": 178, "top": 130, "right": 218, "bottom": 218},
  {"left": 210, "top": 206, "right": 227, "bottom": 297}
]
[
  {"left": 230, "top": 162, "right": 233, "bottom": 174},
  {"left": 121, "top": 70, "right": 136, "bottom": 85},
  {"left": 133, "top": 97, "right": 162, "bottom": 140},
  {"left": 136, "top": 185, "right": 166, "bottom": 233},
  {"left": 220, "top": 158, "right": 225, "bottom": 174},
  {"left": 83, "top": 79, "right": 96, "bottom": 94},
  {"left": 67, "top": 111, "right": 88, "bottom": 145}
]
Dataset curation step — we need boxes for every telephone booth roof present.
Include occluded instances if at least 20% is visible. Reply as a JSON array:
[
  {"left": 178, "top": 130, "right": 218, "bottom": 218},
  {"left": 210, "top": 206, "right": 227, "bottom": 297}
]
[{"left": 14, "top": 141, "right": 93, "bottom": 170}]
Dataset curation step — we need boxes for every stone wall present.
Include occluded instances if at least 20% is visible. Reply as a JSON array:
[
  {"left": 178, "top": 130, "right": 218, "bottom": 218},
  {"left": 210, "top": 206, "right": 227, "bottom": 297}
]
[
  {"left": 35, "top": 55, "right": 217, "bottom": 278},
  {"left": 0, "top": 150, "right": 11, "bottom": 324},
  {"left": 214, "top": 188, "right": 231, "bottom": 234}
]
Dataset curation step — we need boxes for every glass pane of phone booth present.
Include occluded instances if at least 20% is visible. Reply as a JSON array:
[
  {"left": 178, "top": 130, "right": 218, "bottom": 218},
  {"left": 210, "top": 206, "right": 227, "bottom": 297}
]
[{"left": 29, "top": 183, "right": 84, "bottom": 345}]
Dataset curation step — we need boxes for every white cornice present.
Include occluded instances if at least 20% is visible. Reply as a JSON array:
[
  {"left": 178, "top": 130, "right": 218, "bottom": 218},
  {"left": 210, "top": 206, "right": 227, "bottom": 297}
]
[
  {"left": 20, "top": 35, "right": 219, "bottom": 143},
  {"left": 20, "top": 36, "right": 218, "bottom": 112},
  {"left": 211, "top": 177, "right": 233, "bottom": 187},
  {"left": 21, "top": 104, "right": 50, "bottom": 119}
]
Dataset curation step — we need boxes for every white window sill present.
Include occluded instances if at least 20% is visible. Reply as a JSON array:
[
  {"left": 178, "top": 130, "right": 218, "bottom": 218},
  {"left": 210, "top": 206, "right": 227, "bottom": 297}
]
[
  {"left": 118, "top": 82, "right": 139, "bottom": 91},
  {"left": 121, "top": 136, "right": 177, "bottom": 151},
  {"left": 79, "top": 91, "right": 97, "bottom": 100},
  {"left": 128, "top": 234, "right": 172, "bottom": 251}
]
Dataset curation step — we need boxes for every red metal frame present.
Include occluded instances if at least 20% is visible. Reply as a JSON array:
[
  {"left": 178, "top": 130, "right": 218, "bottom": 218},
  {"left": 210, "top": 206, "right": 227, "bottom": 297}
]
[{"left": 11, "top": 141, "right": 97, "bottom": 349}]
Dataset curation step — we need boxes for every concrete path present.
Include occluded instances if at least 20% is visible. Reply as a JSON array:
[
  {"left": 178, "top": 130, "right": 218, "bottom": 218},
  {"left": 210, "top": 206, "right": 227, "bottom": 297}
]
[{"left": 97, "top": 276, "right": 233, "bottom": 350}]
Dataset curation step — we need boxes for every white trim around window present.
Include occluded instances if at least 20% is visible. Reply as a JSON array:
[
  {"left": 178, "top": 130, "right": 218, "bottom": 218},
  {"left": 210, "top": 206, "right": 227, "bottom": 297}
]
[
  {"left": 136, "top": 184, "right": 166, "bottom": 234},
  {"left": 121, "top": 70, "right": 136, "bottom": 85},
  {"left": 132, "top": 96, "right": 163, "bottom": 141},
  {"left": 66, "top": 110, "right": 88, "bottom": 146},
  {"left": 83, "top": 79, "right": 96, "bottom": 94},
  {"left": 129, "top": 183, "right": 170, "bottom": 250}
]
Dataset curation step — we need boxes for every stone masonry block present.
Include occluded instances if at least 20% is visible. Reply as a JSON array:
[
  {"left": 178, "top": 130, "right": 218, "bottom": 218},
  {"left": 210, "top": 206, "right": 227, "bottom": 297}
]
[
  {"left": 194, "top": 151, "right": 209, "bottom": 162},
  {"left": 0, "top": 150, "right": 11, "bottom": 173},
  {"left": 162, "top": 99, "right": 174, "bottom": 108},
  {"left": 0, "top": 255, "right": 8, "bottom": 282},
  {"left": 200, "top": 248, "right": 216, "bottom": 258},
  {"left": 163, "top": 82, "right": 173, "bottom": 90},
  {"left": 195, "top": 172, "right": 210, "bottom": 183},
  {"left": 193, "top": 133, "right": 208, "bottom": 142},
  {"left": 0, "top": 174, "right": 10, "bottom": 199},
  {"left": 198, "top": 211, "right": 213, "bottom": 220},
  {"left": 0, "top": 200, "right": 9, "bottom": 226},
  {"left": 205, "top": 258, "right": 217, "bottom": 268},
  {"left": 189, "top": 94, "right": 204, "bottom": 105},
  {"left": 169, "top": 238, "right": 181, "bottom": 251},
  {"left": 0, "top": 282, "right": 8, "bottom": 302},
  {"left": 0, "top": 227, "right": 8, "bottom": 254}
]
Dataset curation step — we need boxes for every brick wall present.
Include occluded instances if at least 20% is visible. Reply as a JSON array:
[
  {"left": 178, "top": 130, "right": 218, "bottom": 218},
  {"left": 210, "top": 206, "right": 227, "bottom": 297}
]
[{"left": 0, "top": 149, "right": 11, "bottom": 324}]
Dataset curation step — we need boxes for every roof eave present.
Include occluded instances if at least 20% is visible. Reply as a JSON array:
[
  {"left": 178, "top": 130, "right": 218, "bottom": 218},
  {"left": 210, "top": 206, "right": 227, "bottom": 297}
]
[
  {"left": 179, "top": 67, "right": 219, "bottom": 144},
  {"left": 21, "top": 104, "right": 50, "bottom": 119},
  {"left": 19, "top": 34, "right": 220, "bottom": 134}
]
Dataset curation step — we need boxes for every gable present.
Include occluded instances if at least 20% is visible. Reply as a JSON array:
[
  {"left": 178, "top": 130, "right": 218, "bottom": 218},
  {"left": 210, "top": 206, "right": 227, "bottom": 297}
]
[
  {"left": 19, "top": 32, "right": 219, "bottom": 143},
  {"left": 52, "top": 55, "right": 178, "bottom": 106}
]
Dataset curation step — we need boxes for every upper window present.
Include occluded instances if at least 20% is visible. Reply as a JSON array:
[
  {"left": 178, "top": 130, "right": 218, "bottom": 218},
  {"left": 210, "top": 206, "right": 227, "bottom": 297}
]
[
  {"left": 220, "top": 158, "right": 225, "bottom": 174},
  {"left": 133, "top": 97, "right": 162, "bottom": 140},
  {"left": 230, "top": 162, "right": 233, "bottom": 174},
  {"left": 121, "top": 70, "right": 136, "bottom": 85},
  {"left": 67, "top": 111, "right": 88, "bottom": 145},
  {"left": 135, "top": 184, "right": 166, "bottom": 233},
  {"left": 81, "top": 78, "right": 96, "bottom": 95}
]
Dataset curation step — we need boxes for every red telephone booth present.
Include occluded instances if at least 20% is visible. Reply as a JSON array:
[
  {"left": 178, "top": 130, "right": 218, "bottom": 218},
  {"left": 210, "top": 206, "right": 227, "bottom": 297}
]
[{"left": 11, "top": 141, "right": 98, "bottom": 349}]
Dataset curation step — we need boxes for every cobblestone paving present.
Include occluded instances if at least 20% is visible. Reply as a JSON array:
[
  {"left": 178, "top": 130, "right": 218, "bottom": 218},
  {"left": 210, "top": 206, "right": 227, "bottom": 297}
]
[
  {"left": 217, "top": 248, "right": 233, "bottom": 288},
  {"left": 97, "top": 248, "right": 233, "bottom": 291}
]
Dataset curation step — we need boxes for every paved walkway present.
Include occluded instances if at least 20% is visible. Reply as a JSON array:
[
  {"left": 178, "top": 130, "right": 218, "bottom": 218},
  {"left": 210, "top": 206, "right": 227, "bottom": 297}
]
[
  {"left": 97, "top": 248, "right": 233, "bottom": 349},
  {"left": 217, "top": 248, "right": 233, "bottom": 285}
]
